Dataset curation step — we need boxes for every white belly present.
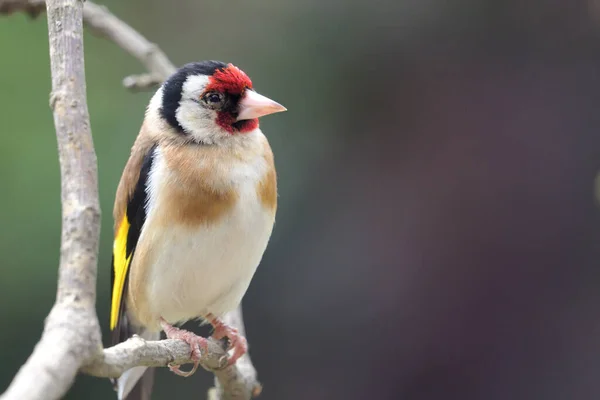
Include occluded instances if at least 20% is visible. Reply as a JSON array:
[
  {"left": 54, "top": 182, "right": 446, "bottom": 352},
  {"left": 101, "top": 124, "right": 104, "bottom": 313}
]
[{"left": 145, "top": 194, "right": 274, "bottom": 324}]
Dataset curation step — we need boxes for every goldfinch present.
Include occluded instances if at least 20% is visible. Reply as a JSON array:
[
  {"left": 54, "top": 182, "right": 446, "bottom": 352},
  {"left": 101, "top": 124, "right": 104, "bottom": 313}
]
[{"left": 109, "top": 60, "right": 286, "bottom": 400}]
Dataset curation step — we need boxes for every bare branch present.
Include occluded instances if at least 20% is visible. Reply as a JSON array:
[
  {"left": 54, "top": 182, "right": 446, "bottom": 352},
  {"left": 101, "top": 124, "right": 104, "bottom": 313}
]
[
  {"left": 122, "top": 73, "right": 166, "bottom": 91},
  {"left": 82, "top": 337, "right": 228, "bottom": 378},
  {"left": 211, "top": 308, "right": 263, "bottom": 400},
  {"left": 0, "top": 0, "right": 176, "bottom": 88},
  {"left": 0, "top": 1, "right": 260, "bottom": 400},
  {"left": 1, "top": 0, "right": 102, "bottom": 399},
  {"left": 82, "top": 1, "right": 175, "bottom": 88},
  {"left": 80, "top": 333, "right": 262, "bottom": 400}
]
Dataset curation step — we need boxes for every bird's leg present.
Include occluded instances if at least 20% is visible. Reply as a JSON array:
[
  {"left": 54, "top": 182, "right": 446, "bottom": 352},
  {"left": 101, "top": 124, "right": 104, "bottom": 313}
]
[
  {"left": 160, "top": 318, "right": 208, "bottom": 377},
  {"left": 206, "top": 313, "right": 248, "bottom": 366}
]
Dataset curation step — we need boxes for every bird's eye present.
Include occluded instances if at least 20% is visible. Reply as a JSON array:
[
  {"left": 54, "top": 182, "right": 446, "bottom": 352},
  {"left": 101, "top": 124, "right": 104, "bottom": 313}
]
[{"left": 203, "top": 92, "right": 224, "bottom": 105}]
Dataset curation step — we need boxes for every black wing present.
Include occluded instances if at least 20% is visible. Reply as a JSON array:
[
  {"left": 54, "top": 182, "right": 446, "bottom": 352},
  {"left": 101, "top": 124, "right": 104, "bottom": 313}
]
[{"left": 110, "top": 143, "right": 157, "bottom": 346}]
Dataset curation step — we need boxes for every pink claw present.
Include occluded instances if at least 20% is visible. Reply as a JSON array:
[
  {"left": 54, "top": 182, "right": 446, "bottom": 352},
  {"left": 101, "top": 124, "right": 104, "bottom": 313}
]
[
  {"left": 160, "top": 318, "right": 208, "bottom": 377},
  {"left": 207, "top": 314, "right": 248, "bottom": 366}
]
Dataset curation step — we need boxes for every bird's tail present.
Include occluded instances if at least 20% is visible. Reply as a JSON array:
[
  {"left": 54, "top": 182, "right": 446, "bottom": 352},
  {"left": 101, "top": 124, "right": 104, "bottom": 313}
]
[{"left": 111, "top": 318, "right": 160, "bottom": 400}]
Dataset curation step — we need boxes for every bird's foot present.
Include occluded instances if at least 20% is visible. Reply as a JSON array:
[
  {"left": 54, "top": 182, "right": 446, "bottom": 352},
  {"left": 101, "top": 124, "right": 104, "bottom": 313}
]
[
  {"left": 160, "top": 318, "right": 208, "bottom": 377},
  {"left": 207, "top": 314, "right": 248, "bottom": 366}
]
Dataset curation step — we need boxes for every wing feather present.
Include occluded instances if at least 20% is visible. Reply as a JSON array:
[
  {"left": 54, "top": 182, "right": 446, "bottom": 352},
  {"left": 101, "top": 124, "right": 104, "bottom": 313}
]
[{"left": 110, "top": 142, "right": 157, "bottom": 344}]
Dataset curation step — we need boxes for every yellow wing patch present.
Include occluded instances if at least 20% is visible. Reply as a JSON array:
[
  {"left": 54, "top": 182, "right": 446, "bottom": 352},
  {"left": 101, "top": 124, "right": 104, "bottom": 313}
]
[{"left": 110, "top": 216, "right": 133, "bottom": 330}]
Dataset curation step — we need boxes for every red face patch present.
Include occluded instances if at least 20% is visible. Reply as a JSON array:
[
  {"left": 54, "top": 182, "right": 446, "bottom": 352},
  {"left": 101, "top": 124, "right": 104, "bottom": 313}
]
[
  {"left": 215, "top": 111, "right": 259, "bottom": 134},
  {"left": 205, "top": 64, "right": 253, "bottom": 95},
  {"left": 205, "top": 63, "right": 258, "bottom": 134}
]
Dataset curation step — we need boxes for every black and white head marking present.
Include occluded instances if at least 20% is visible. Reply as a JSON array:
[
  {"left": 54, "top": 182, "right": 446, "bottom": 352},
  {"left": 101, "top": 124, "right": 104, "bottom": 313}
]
[{"left": 149, "top": 61, "right": 257, "bottom": 144}]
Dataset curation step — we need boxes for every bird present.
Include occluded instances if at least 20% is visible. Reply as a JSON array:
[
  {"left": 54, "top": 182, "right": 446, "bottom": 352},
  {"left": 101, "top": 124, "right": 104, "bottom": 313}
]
[{"left": 109, "top": 60, "right": 286, "bottom": 400}]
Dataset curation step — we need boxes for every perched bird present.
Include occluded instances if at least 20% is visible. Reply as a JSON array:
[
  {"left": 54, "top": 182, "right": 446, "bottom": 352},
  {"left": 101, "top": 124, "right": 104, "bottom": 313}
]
[{"left": 109, "top": 60, "right": 286, "bottom": 400}]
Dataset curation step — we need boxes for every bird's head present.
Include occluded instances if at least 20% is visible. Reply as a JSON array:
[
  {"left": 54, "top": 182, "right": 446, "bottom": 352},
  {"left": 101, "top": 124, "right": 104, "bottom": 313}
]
[{"left": 150, "top": 61, "right": 286, "bottom": 144}]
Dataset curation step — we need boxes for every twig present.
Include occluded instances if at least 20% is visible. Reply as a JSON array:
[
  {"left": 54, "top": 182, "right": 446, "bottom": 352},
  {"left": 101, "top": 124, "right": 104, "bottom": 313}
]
[
  {"left": 122, "top": 73, "right": 166, "bottom": 91},
  {"left": 82, "top": 337, "right": 228, "bottom": 378},
  {"left": 82, "top": 1, "right": 175, "bottom": 89},
  {"left": 0, "top": 1, "right": 261, "bottom": 400},
  {"left": 210, "top": 308, "right": 263, "bottom": 400},
  {"left": 0, "top": 0, "right": 175, "bottom": 88}
]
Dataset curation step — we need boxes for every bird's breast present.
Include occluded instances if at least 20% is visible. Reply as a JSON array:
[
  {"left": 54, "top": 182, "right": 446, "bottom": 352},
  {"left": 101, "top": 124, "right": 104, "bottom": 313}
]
[{"left": 127, "top": 138, "right": 276, "bottom": 329}]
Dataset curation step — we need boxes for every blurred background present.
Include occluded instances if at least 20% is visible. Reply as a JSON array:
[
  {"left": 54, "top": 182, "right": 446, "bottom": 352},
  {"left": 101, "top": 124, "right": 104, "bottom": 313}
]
[{"left": 2, "top": 0, "right": 600, "bottom": 399}]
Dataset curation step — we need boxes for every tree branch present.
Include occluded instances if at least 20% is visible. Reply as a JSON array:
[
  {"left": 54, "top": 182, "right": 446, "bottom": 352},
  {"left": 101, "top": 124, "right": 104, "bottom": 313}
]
[
  {"left": 0, "top": 1, "right": 261, "bottom": 400},
  {"left": 1, "top": 0, "right": 102, "bottom": 399},
  {"left": 82, "top": 337, "right": 228, "bottom": 378},
  {"left": 210, "top": 308, "right": 263, "bottom": 400},
  {"left": 0, "top": 0, "right": 176, "bottom": 88},
  {"left": 82, "top": 1, "right": 176, "bottom": 89}
]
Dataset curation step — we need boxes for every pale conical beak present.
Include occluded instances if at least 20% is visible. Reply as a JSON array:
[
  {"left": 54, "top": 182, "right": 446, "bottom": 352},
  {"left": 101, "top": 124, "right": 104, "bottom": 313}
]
[{"left": 236, "top": 90, "right": 287, "bottom": 121}]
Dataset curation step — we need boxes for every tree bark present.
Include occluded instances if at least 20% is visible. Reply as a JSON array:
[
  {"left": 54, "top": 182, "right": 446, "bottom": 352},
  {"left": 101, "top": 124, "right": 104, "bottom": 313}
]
[{"left": 1, "top": 0, "right": 102, "bottom": 398}]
